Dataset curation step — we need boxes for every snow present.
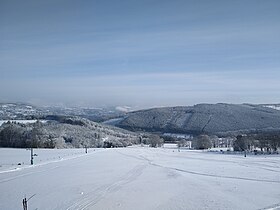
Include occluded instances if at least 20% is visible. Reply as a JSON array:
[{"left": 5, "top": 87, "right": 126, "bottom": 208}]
[
  {"left": 209, "top": 147, "right": 234, "bottom": 152},
  {"left": 115, "top": 106, "right": 132, "bottom": 112},
  {"left": 163, "top": 133, "right": 192, "bottom": 139},
  {"left": 103, "top": 117, "right": 124, "bottom": 126},
  {"left": 264, "top": 105, "right": 280, "bottom": 111},
  {"left": 0, "top": 120, "right": 47, "bottom": 126},
  {"left": 163, "top": 143, "right": 178, "bottom": 148},
  {"left": 0, "top": 148, "right": 102, "bottom": 173},
  {"left": 0, "top": 147, "right": 280, "bottom": 210}
]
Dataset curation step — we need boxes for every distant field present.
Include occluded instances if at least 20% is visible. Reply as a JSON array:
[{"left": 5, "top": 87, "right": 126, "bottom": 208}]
[{"left": 0, "top": 147, "right": 280, "bottom": 210}]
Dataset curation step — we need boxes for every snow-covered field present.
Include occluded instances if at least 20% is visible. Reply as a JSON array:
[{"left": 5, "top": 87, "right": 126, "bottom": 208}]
[
  {"left": 0, "top": 148, "right": 100, "bottom": 172},
  {"left": 0, "top": 147, "right": 280, "bottom": 210}
]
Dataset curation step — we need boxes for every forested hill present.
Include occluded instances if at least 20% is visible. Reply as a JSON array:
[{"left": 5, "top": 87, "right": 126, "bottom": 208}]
[
  {"left": 114, "top": 103, "right": 280, "bottom": 134},
  {"left": 0, "top": 117, "right": 139, "bottom": 148}
]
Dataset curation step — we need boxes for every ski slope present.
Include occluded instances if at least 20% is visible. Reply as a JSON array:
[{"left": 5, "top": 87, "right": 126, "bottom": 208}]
[{"left": 0, "top": 147, "right": 280, "bottom": 210}]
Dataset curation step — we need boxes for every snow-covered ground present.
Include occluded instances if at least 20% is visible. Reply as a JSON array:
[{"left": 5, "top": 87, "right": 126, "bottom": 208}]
[
  {"left": 0, "top": 120, "right": 47, "bottom": 126},
  {"left": 0, "top": 148, "right": 101, "bottom": 172},
  {"left": 102, "top": 117, "right": 124, "bottom": 126},
  {"left": 263, "top": 105, "right": 280, "bottom": 111},
  {"left": 0, "top": 147, "right": 280, "bottom": 210}
]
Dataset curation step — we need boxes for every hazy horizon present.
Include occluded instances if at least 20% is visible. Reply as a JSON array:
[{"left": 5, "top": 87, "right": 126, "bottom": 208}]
[{"left": 1, "top": 0, "right": 280, "bottom": 108}]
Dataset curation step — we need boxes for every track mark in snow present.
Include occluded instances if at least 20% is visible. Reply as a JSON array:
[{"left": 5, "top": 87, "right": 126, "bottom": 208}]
[
  {"left": 241, "top": 161, "right": 280, "bottom": 173},
  {"left": 0, "top": 166, "right": 59, "bottom": 184},
  {"left": 65, "top": 164, "right": 147, "bottom": 210},
  {"left": 0, "top": 154, "right": 85, "bottom": 174},
  {"left": 0, "top": 149, "right": 106, "bottom": 175},
  {"left": 258, "top": 202, "right": 280, "bottom": 210},
  {"left": 119, "top": 152, "right": 280, "bottom": 184},
  {"left": 0, "top": 152, "right": 105, "bottom": 184},
  {"left": 162, "top": 164, "right": 280, "bottom": 184}
]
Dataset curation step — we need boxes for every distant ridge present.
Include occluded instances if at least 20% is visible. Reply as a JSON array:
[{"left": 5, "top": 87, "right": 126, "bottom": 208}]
[
  {"left": 2, "top": 102, "right": 280, "bottom": 135},
  {"left": 114, "top": 103, "right": 280, "bottom": 134}
]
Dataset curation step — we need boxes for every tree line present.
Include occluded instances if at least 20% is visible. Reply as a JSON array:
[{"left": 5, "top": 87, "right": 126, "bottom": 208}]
[
  {"left": 0, "top": 120, "right": 139, "bottom": 149},
  {"left": 233, "top": 131, "right": 280, "bottom": 153}
]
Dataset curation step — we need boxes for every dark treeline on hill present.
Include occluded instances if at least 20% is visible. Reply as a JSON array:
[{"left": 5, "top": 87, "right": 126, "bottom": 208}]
[
  {"left": 1, "top": 103, "right": 280, "bottom": 151},
  {"left": 182, "top": 131, "right": 280, "bottom": 152},
  {"left": 1, "top": 120, "right": 279, "bottom": 152},
  {"left": 233, "top": 131, "right": 280, "bottom": 153},
  {"left": 0, "top": 118, "right": 140, "bottom": 148},
  {"left": 0, "top": 117, "right": 166, "bottom": 149},
  {"left": 114, "top": 103, "right": 280, "bottom": 134}
]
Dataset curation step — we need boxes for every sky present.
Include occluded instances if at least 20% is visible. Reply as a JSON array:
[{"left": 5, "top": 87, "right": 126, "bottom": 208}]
[{"left": 0, "top": 0, "right": 280, "bottom": 108}]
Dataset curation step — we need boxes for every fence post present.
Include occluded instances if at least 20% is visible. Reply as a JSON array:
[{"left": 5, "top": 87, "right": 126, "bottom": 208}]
[
  {"left": 30, "top": 148, "right": 34, "bottom": 165},
  {"left": 22, "top": 197, "right": 27, "bottom": 210}
]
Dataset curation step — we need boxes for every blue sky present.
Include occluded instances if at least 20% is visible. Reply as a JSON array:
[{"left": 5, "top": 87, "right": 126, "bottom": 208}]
[{"left": 0, "top": 0, "right": 280, "bottom": 107}]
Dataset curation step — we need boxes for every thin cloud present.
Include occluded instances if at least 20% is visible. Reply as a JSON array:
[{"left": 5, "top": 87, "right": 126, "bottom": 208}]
[{"left": 1, "top": 71, "right": 279, "bottom": 107}]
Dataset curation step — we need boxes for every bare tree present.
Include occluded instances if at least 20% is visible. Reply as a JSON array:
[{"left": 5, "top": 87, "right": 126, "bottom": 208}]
[
  {"left": 193, "top": 135, "right": 212, "bottom": 149},
  {"left": 147, "top": 135, "right": 164, "bottom": 148}
]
